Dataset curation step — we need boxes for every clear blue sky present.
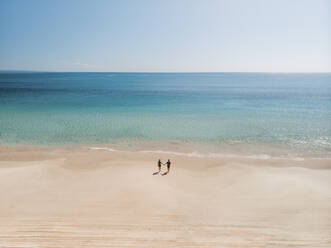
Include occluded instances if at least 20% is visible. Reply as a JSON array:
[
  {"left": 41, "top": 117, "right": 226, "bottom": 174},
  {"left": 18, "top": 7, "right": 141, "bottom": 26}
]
[{"left": 0, "top": 0, "right": 329, "bottom": 72}]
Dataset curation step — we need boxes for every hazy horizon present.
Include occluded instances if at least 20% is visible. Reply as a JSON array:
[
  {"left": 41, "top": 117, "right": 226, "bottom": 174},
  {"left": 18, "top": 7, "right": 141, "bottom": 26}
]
[{"left": 1, "top": 70, "right": 330, "bottom": 74}]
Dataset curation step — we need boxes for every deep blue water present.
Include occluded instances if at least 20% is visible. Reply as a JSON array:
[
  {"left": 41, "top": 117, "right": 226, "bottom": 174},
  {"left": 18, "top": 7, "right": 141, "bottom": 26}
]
[{"left": 0, "top": 72, "right": 330, "bottom": 154}]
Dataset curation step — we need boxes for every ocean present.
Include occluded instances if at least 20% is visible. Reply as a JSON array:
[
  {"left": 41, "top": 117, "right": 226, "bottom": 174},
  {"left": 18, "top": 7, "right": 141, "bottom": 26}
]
[{"left": 0, "top": 72, "right": 330, "bottom": 157}]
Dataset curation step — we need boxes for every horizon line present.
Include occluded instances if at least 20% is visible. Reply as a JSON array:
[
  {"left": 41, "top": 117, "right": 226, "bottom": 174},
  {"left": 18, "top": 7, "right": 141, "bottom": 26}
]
[{"left": 1, "top": 70, "right": 330, "bottom": 74}]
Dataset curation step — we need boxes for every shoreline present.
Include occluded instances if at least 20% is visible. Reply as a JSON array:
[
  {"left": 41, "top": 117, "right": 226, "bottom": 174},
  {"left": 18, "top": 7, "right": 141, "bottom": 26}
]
[
  {"left": 1, "top": 138, "right": 330, "bottom": 155},
  {"left": 1, "top": 141, "right": 331, "bottom": 163},
  {"left": 1, "top": 143, "right": 331, "bottom": 170}
]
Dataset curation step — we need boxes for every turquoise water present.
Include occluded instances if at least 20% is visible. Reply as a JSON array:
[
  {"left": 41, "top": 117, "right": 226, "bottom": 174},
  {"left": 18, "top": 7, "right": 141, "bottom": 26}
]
[{"left": 0, "top": 72, "right": 330, "bottom": 155}]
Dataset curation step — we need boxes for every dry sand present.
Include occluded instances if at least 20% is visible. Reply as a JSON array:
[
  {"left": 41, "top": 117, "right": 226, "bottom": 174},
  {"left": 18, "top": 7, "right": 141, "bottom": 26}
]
[{"left": 0, "top": 146, "right": 330, "bottom": 247}]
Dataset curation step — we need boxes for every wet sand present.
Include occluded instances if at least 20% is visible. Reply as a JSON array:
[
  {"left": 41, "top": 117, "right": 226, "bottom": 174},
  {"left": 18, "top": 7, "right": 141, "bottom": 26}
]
[{"left": 1, "top": 146, "right": 331, "bottom": 247}]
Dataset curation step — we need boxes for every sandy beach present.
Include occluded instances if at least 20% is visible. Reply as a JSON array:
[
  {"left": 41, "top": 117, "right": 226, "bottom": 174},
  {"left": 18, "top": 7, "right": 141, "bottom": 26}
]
[
  {"left": 0, "top": 146, "right": 330, "bottom": 247},
  {"left": 1, "top": 0, "right": 330, "bottom": 246}
]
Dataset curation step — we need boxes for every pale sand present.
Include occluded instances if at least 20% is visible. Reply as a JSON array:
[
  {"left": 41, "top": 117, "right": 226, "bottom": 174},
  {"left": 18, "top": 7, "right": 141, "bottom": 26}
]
[{"left": 0, "top": 146, "right": 331, "bottom": 247}]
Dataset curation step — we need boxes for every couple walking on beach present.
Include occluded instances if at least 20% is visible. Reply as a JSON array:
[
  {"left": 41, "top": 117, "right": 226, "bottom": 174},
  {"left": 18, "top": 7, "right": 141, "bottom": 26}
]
[{"left": 157, "top": 159, "right": 171, "bottom": 174}]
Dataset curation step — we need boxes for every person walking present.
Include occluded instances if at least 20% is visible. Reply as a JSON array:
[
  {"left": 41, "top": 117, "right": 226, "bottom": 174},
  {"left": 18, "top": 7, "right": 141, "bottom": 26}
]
[
  {"left": 157, "top": 159, "right": 162, "bottom": 173},
  {"left": 166, "top": 159, "right": 171, "bottom": 173}
]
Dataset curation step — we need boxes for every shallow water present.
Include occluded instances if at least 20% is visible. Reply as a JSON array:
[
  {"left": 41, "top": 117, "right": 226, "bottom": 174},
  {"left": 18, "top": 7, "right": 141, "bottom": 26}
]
[{"left": 0, "top": 72, "right": 330, "bottom": 155}]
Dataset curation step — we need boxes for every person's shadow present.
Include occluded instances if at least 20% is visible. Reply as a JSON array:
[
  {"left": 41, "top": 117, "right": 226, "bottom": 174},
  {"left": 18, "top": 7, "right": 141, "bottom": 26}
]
[
  {"left": 152, "top": 172, "right": 159, "bottom": 175},
  {"left": 161, "top": 172, "right": 168, "bottom": 176}
]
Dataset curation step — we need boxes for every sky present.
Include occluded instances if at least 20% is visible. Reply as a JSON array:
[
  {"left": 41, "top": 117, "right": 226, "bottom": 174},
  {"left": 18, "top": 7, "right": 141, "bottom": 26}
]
[{"left": 0, "top": 0, "right": 330, "bottom": 72}]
